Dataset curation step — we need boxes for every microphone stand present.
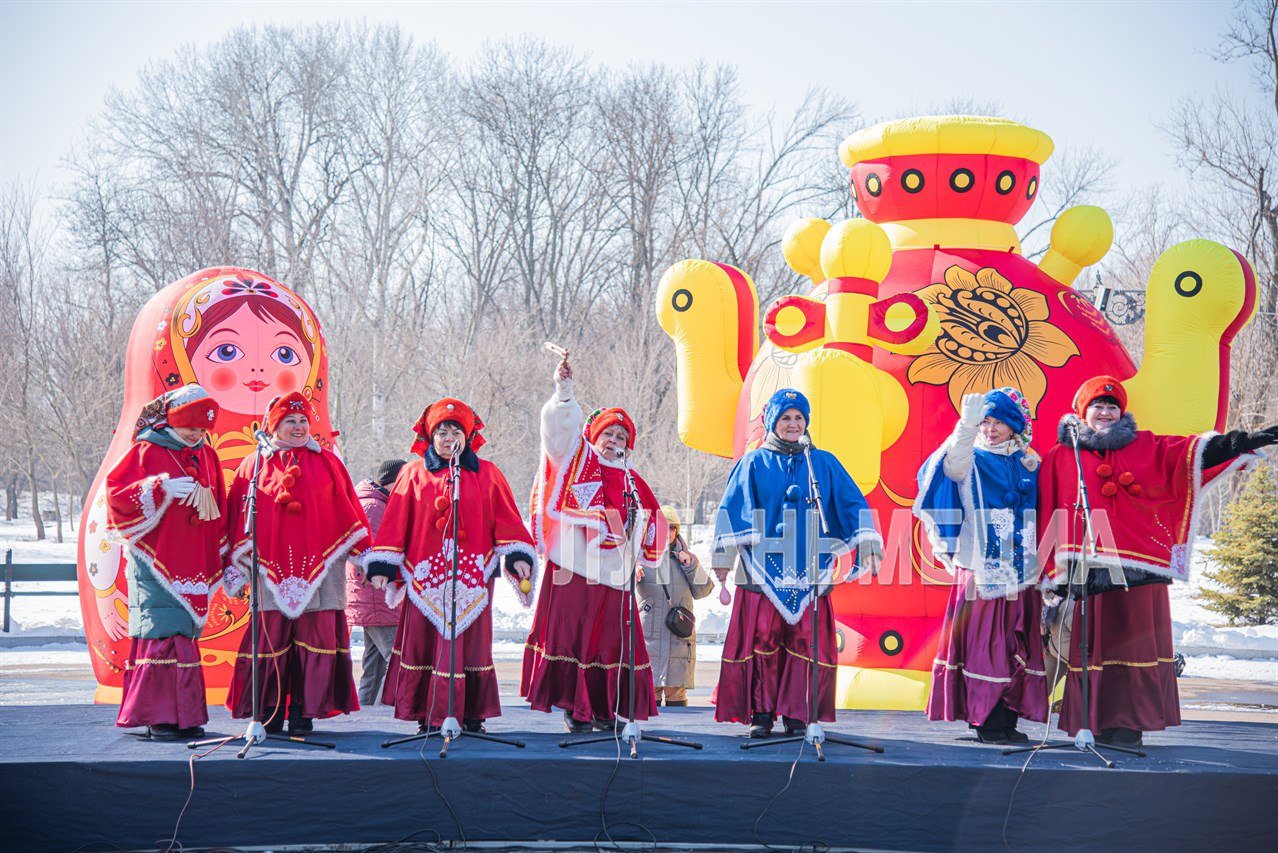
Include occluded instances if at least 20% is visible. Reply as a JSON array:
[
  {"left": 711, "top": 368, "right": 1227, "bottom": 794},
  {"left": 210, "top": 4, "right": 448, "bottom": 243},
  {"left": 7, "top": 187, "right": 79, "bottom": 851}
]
[
  {"left": 383, "top": 442, "right": 525, "bottom": 756},
  {"left": 743, "top": 436, "right": 883, "bottom": 761},
  {"left": 1005, "top": 420, "right": 1145, "bottom": 767},
  {"left": 560, "top": 449, "right": 702, "bottom": 757},
  {"left": 190, "top": 436, "right": 334, "bottom": 756}
]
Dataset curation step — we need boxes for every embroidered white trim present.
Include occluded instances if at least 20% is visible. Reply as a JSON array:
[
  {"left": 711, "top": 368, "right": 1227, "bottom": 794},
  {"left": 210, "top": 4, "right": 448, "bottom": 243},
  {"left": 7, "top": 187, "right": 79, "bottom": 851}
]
[{"left": 108, "top": 475, "right": 175, "bottom": 544}]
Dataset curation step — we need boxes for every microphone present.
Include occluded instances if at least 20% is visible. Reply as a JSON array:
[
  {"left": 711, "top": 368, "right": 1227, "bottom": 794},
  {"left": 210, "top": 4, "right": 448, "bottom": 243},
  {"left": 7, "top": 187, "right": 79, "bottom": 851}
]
[
  {"left": 798, "top": 434, "right": 812, "bottom": 448},
  {"left": 253, "top": 429, "right": 272, "bottom": 451},
  {"left": 1062, "top": 415, "right": 1082, "bottom": 446}
]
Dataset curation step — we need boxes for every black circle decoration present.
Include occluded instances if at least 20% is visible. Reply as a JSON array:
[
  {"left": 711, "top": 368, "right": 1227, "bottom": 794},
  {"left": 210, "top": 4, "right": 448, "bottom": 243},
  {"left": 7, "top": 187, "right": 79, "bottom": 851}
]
[
  {"left": 901, "top": 168, "right": 925, "bottom": 194},
  {"left": 672, "top": 288, "right": 693, "bottom": 312},
  {"left": 879, "top": 629, "right": 903, "bottom": 656},
  {"left": 1026, "top": 176, "right": 1038, "bottom": 200},
  {"left": 866, "top": 172, "right": 883, "bottom": 197},
  {"left": 996, "top": 170, "right": 1016, "bottom": 195},
  {"left": 1174, "top": 270, "right": 1203, "bottom": 298},
  {"left": 835, "top": 628, "right": 845, "bottom": 654},
  {"left": 949, "top": 168, "right": 975, "bottom": 193}
]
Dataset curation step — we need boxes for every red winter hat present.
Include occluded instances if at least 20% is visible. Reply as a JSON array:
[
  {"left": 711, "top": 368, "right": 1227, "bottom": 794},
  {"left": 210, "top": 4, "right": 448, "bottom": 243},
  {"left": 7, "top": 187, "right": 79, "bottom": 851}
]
[
  {"left": 411, "top": 398, "right": 486, "bottom": 456},
  {"left": 165, "top": 384, "right": 220, "bottom": 430},
  {"left": 1073, "top": 376, "right": 1127, "bottom": 418},
  {"left": 264, "top": 391, "right": 315, "bottom": 434},
  {"left": 585, "top": 407, "right": 637, "bottom": 450}
]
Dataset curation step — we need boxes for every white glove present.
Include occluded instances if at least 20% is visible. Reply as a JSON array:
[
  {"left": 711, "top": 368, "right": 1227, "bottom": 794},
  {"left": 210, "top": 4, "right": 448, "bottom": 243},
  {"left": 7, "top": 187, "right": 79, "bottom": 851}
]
[
  {"left": 162, "top": 476, "right": 197, "bottom": 500},
  {"left": 959, "top": 393, "right": 988, "bottom": 428}
]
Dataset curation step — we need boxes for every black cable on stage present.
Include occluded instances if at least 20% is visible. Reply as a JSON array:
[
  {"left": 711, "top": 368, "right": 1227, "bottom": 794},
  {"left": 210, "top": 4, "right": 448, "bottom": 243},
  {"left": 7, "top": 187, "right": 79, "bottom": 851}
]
[
  {"left": 748, "top": 648, "right": 831, "bottom": 853},
  {"left": 1000, "top": 583, "right": 1072, "bottom": 850},
  {"left": 593, "top": 543, "right": 656, "bottom": 853},
  {"left": 360, "top": 826, "right": 447, "bottom": 853}
]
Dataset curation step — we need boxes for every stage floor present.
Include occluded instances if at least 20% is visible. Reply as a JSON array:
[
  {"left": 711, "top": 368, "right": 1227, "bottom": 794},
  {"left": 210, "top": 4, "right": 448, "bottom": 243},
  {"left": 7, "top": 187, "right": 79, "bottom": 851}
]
[{"left": 3, "top": 703, "right": 1276, "bottom": 852}]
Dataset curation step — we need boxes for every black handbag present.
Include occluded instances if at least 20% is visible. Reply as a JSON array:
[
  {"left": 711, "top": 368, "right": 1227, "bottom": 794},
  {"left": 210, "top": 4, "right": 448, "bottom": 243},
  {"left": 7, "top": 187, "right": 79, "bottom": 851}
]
[{"left": 660, "top": 559, "right": 696, "bottom": 639}]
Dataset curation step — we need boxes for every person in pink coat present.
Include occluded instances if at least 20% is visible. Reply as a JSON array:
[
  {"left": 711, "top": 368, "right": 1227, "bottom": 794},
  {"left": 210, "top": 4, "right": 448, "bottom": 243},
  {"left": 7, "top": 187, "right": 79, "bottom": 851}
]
[{"left": 345, "top": 459, "right": 407, "bottom": 705}]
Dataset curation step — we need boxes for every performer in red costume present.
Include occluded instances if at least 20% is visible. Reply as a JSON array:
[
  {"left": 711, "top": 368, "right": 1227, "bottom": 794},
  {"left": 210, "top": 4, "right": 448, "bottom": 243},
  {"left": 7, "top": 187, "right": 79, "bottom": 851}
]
[
  {"left": 107, "top": 384, "right": 226, "bottom": 740},
  {"left": 522, "top": 355, "right": 664, "bottom": 733},
  {"left": 365, "top": 398, "right": 537, "bottom": 734},
  {"left": 1040, "top": 376, "right": 1278, "bottom": 746},
  {"left": 224, "top": 392, "right": 372, "bottom": 735}
]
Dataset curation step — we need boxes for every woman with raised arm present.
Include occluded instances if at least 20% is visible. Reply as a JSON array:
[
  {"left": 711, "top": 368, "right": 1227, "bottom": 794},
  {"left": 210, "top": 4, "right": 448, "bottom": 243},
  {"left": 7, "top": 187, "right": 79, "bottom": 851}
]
[{"left": 522, "top": 356, "right": 664, "bottom": 733}]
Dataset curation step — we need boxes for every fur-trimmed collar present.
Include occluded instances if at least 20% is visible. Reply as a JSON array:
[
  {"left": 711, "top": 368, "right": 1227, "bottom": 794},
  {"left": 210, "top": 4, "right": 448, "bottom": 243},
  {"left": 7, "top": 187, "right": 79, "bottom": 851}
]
[
  {"left": 424, "top": 445, "right": 480, "bottom": 472},
  {"left": 1057, "top": 412, "right": 1138, "bottom": 451}
]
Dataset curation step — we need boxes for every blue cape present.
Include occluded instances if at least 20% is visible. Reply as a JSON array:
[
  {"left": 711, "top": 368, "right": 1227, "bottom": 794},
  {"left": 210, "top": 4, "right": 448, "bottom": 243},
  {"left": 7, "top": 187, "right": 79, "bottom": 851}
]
[
  {"left": 713, "top": 446, "right": 880, "bottom": 623},
  {"left": 914, "top": 442, "right": 1038, "bottom": 598}
]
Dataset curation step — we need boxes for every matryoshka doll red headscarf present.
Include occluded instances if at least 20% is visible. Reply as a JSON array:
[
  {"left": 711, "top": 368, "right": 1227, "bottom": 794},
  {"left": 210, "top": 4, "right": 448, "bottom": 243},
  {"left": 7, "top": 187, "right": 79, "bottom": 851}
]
[{"left": 78, "top": 267, "right": 336, "bottom": 705}]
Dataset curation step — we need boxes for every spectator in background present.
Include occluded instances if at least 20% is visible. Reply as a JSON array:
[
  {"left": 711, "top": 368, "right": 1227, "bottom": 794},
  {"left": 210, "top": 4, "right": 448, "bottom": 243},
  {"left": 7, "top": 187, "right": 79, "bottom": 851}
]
[
  {"left": 637, "top": 505, "right": 714, "bottom": 707},
  {"left": 346, "top": 459, "right": 407, "bottom": 706}
]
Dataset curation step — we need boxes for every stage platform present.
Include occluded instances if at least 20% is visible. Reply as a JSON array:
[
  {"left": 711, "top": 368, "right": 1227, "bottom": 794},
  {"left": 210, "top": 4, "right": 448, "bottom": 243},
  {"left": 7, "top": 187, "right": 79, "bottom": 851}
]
[{"left": 2, "top": 703, "right": 1275, "bottom": 852}]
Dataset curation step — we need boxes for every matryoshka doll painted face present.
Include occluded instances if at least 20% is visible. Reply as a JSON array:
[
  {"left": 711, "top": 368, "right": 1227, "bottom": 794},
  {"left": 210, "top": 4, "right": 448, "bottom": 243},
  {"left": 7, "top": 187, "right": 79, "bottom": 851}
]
[{"left": 77, "top": 267, "right": 337, "bottom": 704}]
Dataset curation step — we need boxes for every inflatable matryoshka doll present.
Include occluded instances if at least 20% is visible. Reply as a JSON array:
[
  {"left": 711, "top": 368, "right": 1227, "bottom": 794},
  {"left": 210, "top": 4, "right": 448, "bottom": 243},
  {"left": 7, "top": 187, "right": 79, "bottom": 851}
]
[{"left": 78, "top": 267, "right": 336, "bottom": 703}]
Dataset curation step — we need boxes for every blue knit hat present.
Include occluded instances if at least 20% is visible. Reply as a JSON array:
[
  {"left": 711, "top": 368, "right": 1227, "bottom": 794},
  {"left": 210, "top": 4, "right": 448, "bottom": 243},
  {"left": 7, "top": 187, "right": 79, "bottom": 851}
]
[
  {"left": 983, "top": 387, "right": 1033, "bottom": 445},
  {"left": 764, "top": 388, "right": 811, "bottom": 435}
]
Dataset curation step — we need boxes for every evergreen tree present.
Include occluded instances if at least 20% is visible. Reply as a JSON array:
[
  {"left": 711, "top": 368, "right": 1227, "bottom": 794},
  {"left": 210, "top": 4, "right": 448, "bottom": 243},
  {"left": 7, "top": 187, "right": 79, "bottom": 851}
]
[{"left": 1200, "top": 464, "right": 1278, "bottom": 626}]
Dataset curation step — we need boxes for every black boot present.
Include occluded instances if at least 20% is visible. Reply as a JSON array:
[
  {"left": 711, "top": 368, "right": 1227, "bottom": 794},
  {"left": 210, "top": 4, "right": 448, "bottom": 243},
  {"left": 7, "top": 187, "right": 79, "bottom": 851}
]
[
  {"left": 1099, "top": 727, "right": 1143, "bottom": 747},
  {"left": 1002, "top": 711, "right": 1028, "bottom": 743},
  {"left": 563, "top": 710, "right": 592, "bottom": 733},
  {"left": 591, "top": 715, "right": 619, "bottom": 732},
  {"left": 263, "top": 708, "right": 285, "bottom": 735},
  {"left": 462, "top": 718, "right": 486, "bottom": 734},
  {"left": 177, "top": 725, "right": 206, "bottom": 739},
  {"left": 782, "top": 716, "right": 807, "bottom": 736},
  {"left": 665, "top": 699, "right": 688, "bottom": 707},
  {"left": 749, "top": 712, "right": 775, "bottom": 739},
  {"left": 975, "top": 704, "right": 1010, "bottom": 744},
  {"left": 147, "top": 724, "right": 179, "bottom": 741},
  {"left": 287, "top": 702, "right": 313, "bottom": 736}
]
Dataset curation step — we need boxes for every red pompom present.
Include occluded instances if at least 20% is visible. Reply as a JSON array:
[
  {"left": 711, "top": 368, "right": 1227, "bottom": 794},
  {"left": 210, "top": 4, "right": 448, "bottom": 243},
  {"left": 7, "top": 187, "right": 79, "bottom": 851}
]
[
  {"left": 286, "top": 501, "right": 303, "bottom": 514},
  {"left": 458, "top": 529, "right": 467, "bottom": 541},
  {"left": 184, "top": 465, "right": 199, "bottom": 477},
  {"left": 1117, "top": 471, "right": 1135, "bottom": 486},
  {"left": 277, "top": 491, "right": 292, "bottom": 504},
  {"left": 188, "top": 514, "right": 201, "bottom": 526},
  {"left": 282, "top": 474, "right": 296, "bottom": 488},
  {"left": 1096, "top": 463, "right": 1113, "bottom": 478},
  {"left": 1100, "top": 482, "right": 1118, "bottom": 497},
  {"left": 434, "top": 496, "right": 449, "bottom": 511},
  {"left": 1127, "top": 484, "right": 1143, "bottom": 497},
  {"left": 435, "top": 518, "right": 448, "bottom": 531},
  {"left": 287, "top": 465, "right": 301, "bottom": 477}
]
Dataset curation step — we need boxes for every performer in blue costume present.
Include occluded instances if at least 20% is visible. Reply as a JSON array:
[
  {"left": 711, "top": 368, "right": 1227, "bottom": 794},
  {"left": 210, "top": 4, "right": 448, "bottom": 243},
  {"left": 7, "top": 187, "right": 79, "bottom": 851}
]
[
  {"left": 915, "top": 388, "right": 1048, "bottom": 744},
  {"left": 711, "top": 388, "right": 883, "bottom": 738}
]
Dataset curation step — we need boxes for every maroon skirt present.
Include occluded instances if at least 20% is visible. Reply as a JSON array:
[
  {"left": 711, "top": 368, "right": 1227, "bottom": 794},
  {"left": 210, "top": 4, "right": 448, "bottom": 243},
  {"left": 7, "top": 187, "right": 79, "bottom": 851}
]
[
  {"left": 927, "top": 574, "right": 1049, "bottom": 726},
  {"left": 226, "top": 609, "right": 359, "bottom": 720},
  {"left": 382, "top": 588, "right": 502, "bottom": 725},
  {"left": 116, "top": 635, "right": 209, "bottom": 729},
  {"left": 1059, "top": 583, "right": 1179, "bottom": 735},
  {"left": 521, "top": 563, "right": 657, "bottom": 723},
  {"left": 713, "top": 587, "right": 837, "bottom": 724}
]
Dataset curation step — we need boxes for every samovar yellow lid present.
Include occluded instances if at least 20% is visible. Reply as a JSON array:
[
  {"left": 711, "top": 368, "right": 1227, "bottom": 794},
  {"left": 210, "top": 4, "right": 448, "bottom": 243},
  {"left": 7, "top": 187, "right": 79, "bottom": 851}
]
[{"left": 840, "top": 116, "right": 1055, "bottom": 168}]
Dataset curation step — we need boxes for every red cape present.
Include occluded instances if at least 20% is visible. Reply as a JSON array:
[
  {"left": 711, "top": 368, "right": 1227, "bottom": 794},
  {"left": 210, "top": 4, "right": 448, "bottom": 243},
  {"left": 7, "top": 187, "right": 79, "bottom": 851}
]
[
  {"left": 370, "top": 457, "right": 536, "bottom": 638},
  {"left": 530, "top": 429, "right": 663, "bottom": 578},
  {"left": 1039, "top": 429, "right": 1257, "bottom": 585},
  {"left": 224, "top": 444, "right": 371, "bottom": 616},
  {"left": 106, "top": 440, "right": 228, "bottom": 626}
]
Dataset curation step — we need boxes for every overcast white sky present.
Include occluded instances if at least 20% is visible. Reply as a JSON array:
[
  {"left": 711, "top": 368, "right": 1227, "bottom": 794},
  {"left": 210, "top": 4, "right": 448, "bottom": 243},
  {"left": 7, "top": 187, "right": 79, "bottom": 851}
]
[{"left": 0, "top": 1, "right": 1256, "bottom": 196}]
